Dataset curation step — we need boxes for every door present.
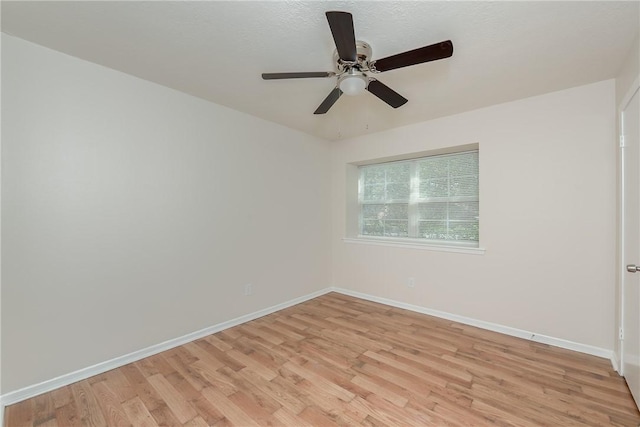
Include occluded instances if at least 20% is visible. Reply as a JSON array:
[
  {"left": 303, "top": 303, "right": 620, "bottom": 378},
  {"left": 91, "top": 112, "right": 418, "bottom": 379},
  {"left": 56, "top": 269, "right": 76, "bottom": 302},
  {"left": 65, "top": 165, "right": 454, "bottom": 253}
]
[{"left": 623, "top": 84, "right": 640, "bottom": 407}]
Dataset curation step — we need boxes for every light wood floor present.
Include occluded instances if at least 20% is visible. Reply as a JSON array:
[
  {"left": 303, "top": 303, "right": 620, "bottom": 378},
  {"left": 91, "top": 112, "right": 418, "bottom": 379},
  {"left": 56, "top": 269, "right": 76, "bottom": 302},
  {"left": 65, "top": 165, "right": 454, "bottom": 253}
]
[{"left": 5, "top": 292, "right": 640, "bottom": 426}]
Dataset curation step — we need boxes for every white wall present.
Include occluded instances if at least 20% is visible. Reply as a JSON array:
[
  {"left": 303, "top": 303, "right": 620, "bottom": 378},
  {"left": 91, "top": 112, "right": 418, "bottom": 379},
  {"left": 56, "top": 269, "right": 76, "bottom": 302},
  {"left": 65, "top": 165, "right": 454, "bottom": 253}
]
[
  {"left": 1, "top": 35, "right": 332, "bottom": 393},
  {"left": 616, "top": 35, "right": 639, "bottom": 107},
  {"left": 331, "top": 80, "right": 617, "bottom": 351}
]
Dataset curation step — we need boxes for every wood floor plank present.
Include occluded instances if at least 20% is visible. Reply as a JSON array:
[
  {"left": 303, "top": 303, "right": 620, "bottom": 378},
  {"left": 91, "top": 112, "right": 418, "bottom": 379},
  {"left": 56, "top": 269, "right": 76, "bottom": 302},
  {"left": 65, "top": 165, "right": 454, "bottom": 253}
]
[
  {"left": 183, "top": 342, "right": 224, "bottom": 371},
  {"left": 295, "top": 356, "right": 370, "bottom": 399},
  {"left": 102, "top": 369, "right": 137, "bottom": 403},
  {"left": 70, "top": 380, "right": 108, "bottom": 427},
  {"left": 225, "top": 349, "right": 277, "bottom": 381},
  {"left": 5, "top": 293, "right": 639, "bottom": 426},
  {"left": 272, "top": 407, "right": 314, "bottom": 427},
  {"left": 4, "top": 399, "right": 34, "bottom": 427},
  {"left": 363, "top": 349, "right": 450, "bottom": 388},
  {"left": 274, "top": 315, "right": 310, "bottom": 332},
  {"left": 294, "top": 379, "right": 365, "bottom": 425},
  {"left": 238, "top": 323, "right": 284, "bottom": 346},
  {"left": 119, "top": 365, "right": 166, "bottom": 413},
  {"left": 283, "top": 361, "right": 355, "bottom": 402},
  {"left": 258, "top": 321, "right": 306, "bottom": 341},
  {"left": 295, "top": 340, "right": 352, "bottom": 370},
  {"left": 469, "top": 375, "right": 610, "bottom": 426},
  {"left": 201, "top": 387, "right": 261, "bottom": 427},
  {"left": 203, "top": 335, "right": 234, "bottom": 352},
  {"left": 146, "top": 374, "right": 198, "bottom": 424},
  {"left": 134, "top": 358, "right": 161, "bottom": 378},
  {"left": 226, "top": 390, "right": 279, "bottom": 426},
  {"left": 471, "top": 399, "right": 542, "bottom": 427},
  {"left": 34, "top": 417, "right": 59, "bottom": 427},
  {"left": 236, "top": 368, "right": 307, "bottom": 415},
  {"left": 90, "top": 381, "right": 132, "bottom": 427},
  {"left": 297, "top": 405, "right": 341, "bottom": 427},
  {"left": 234, "top": 335, "right": 293, "bottom": 364},
  {"left": 163, "top": 353, "right": 209, "bottom": 393},
  {"left": 148, "top": 404, "right": 182, "bottom": 427},
  {"left": 50, "top": 386, "right": 73, "bottom": 410},
  {"left": 189, "top": 360, "right": 237, "bottom": 396},
  {"left": 193, "top": 339, "right": 246, "bottom": 372},
  {"left": 121, "top": 397, "right": 160, "bottom": 427},
  {"left": 164, "top": 371, "right": 201, "bottom": 404},
  {"left": 183, "top": 416, "right": 209, "bottom": 427},
  {"left": 54, "top": 402, "right": 82, "bottom": 427},
  {"left": 148, "top": 354, "right": 177, "bottom": 378},
  {"left": 189, "top": 396, "right": 226, "bottom": 426},
  {"left": 350, "top": 395, "right": 431, "bottom": 426},
  {"left": 32, "top": 391, "right": 56, "bottom": 426},
  {"left": 471, "top": 381, "right": 584, "bottom": 426}
]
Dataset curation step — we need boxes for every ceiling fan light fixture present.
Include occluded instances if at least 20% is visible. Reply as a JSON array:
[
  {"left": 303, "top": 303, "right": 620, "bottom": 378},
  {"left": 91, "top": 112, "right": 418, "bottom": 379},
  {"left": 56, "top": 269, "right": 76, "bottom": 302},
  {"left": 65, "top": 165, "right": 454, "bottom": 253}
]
[{"left": 339, "top": 70, "right": 367, "bottom": 96}]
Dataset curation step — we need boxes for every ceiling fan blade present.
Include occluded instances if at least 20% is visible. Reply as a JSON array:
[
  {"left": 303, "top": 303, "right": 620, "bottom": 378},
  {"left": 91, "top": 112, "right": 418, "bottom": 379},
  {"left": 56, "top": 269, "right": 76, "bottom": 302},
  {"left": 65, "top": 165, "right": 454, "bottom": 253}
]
[
  {"left": 326, "top": 11, "right": 357, "bottom": 62},
  {"left": 314, "top": 87, "right": 343, "bottom": 114},
  {"left": 262, "top": 72, "right": 335, "bottom": 80},
  {"left": 367, "top": 79, "right": 408, "bottom": 108},
  {"left": 373, "top": 40, "right": 453, "bottom": 72}
]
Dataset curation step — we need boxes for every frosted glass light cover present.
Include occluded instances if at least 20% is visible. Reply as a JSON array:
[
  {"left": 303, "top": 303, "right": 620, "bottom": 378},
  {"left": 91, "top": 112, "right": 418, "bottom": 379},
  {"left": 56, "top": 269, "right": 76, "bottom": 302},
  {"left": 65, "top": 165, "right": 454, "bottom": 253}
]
[{"left": 340, "top": 76, "right": 367, "bottom": 96}]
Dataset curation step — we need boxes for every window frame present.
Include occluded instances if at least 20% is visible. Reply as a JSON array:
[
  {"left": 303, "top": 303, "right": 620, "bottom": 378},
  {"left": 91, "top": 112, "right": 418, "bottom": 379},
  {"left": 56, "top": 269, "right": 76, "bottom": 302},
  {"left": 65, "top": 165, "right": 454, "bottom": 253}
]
[{"left": 357, "top": 149, "right": 479, "bottom": 248}]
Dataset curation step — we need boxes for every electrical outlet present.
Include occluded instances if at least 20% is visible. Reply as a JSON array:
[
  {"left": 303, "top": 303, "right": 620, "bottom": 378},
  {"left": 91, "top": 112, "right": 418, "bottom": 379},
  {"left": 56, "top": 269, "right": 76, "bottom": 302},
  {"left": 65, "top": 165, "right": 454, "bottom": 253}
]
[
  {"left": 244, "top": 283, "right": 253, "bottom": 296},
  {"left": 407, "top": 277, "right": 415, "bottom": 288}
]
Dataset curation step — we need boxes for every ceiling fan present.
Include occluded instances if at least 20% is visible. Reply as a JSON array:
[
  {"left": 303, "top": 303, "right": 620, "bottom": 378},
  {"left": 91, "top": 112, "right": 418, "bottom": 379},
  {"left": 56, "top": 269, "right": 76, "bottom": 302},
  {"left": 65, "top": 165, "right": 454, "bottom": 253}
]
[{"left": 261, "top": 11, "right": 453, "bottom": 115}]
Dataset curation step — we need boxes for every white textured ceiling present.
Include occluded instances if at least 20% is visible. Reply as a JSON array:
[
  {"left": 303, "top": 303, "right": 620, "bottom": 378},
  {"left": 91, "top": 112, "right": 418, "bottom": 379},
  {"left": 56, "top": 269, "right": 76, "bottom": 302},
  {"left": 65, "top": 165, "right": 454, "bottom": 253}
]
[{"left": 2, "top": 1, "right": 639, "bottom": 141}]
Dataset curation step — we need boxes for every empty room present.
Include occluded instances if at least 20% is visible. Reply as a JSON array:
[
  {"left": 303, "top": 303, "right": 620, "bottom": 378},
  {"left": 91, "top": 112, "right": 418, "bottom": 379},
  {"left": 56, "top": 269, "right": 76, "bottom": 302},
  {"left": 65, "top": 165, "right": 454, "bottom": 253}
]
[{"left": 2, "top": 1, "right": 640, "bottom": 426}]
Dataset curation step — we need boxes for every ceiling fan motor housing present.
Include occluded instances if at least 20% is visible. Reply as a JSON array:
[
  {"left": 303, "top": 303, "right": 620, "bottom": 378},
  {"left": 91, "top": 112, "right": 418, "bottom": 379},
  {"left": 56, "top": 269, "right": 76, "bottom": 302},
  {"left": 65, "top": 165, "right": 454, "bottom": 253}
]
[{"left": 334, "top": 40, "right": 374, "bottom": 74}]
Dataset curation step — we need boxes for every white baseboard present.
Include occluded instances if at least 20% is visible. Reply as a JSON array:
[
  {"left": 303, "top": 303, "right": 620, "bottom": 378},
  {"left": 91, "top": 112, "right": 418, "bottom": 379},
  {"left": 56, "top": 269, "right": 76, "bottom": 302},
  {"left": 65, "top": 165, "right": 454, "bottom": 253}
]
[
  {"left": 0, "top": 287, "right": 333, "bottom": 408},
  {"left": 331, "top": 287, "right": 614, "bottom": 361},
  {"left": 611, "top": 352, "right": 621, "bottom": 374}
]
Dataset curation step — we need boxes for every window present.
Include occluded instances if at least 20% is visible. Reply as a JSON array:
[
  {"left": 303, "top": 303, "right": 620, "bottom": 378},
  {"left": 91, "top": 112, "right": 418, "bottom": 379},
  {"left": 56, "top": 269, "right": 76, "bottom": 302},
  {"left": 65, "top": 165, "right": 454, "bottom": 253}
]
[{"left": 359, "top": 150, "right": 479, "bottom": 246}]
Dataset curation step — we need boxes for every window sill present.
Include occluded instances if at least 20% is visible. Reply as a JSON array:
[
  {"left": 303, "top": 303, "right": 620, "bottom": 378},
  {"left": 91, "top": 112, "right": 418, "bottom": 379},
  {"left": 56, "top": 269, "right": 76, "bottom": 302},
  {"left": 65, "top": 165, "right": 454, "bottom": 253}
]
[{"left": 342, "top": 237, "right": 486, "bottom": 255}]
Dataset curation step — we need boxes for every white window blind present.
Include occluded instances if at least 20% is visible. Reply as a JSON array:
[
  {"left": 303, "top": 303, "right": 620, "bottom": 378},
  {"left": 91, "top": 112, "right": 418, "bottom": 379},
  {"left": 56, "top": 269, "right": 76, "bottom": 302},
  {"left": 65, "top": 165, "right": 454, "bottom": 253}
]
[{"left": 359, "top": 150, "right": 479, "bottom": 246}]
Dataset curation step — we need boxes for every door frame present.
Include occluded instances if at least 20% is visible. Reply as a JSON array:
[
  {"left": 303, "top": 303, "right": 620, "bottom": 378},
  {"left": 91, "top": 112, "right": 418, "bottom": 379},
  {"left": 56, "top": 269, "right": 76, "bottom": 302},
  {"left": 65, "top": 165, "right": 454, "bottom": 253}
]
[{"left": 618, "top": 74, "right": 640, "bottom": 376}]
